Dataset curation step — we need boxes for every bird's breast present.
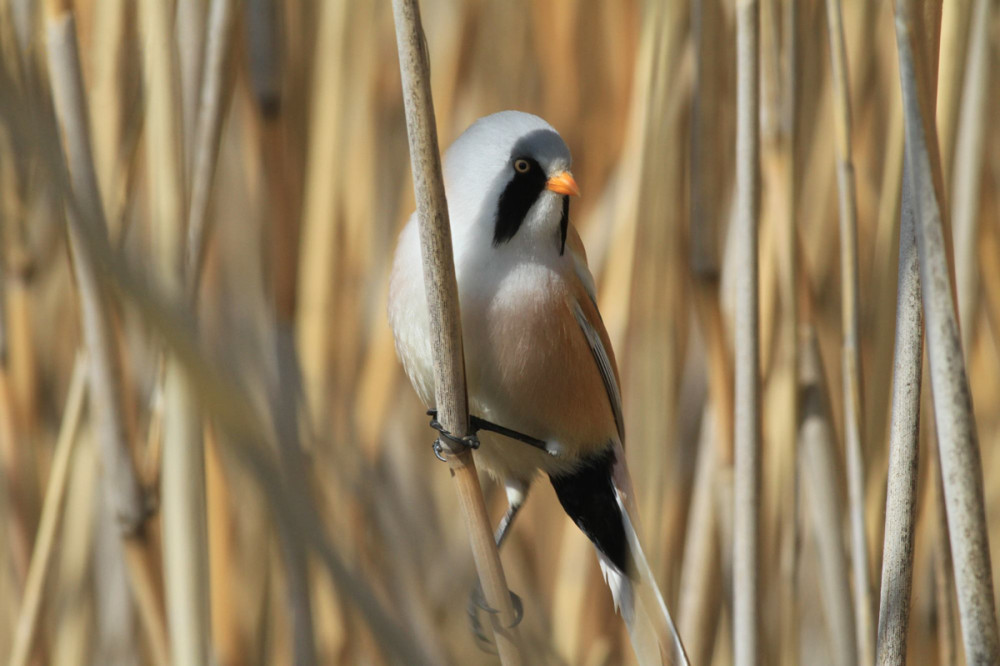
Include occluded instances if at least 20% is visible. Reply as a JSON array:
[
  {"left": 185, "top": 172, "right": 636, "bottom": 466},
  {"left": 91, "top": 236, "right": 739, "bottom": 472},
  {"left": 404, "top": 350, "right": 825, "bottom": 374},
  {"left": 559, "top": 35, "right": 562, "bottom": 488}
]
[{"left": 461, "top": 260, "right": 618, "bottom": 464}]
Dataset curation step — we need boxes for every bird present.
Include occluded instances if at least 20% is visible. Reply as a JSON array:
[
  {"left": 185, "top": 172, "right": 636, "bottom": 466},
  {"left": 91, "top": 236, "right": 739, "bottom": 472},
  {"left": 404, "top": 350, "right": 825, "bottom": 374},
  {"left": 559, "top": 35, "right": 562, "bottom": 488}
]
[{"left": 388, "top": 110, "right": 687, "bottom": 665}]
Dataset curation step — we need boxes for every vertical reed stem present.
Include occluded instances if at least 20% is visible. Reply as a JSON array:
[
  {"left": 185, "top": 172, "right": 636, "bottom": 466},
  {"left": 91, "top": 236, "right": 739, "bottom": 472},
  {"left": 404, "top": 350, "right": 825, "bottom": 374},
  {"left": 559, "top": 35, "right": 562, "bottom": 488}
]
[
  {"left": 875, "top": 176, "right": 923, "bottom": 665},
  {"left": 893, "top": 0, "right": 1000, "bottom": 660},
  {"left": 139, "top": 0, "right": 210, "bottom": 663},
  {"left": 44, "top": 5, "right": 169, "bottom": 663},
  {"left": 390, "top": 0, "right": 522, "bottom": 662},
  {"left": 950, "top": 0, "right": 991, "bottom": 355},
  {"left": 799, "top": 327, "right": 857, "bottom": 666},
  {"left": 822, "top": 0, "right": 873, "bottom": 660},
  {"left": 733, "top": 0, "right": 761, "bottom": 661}
]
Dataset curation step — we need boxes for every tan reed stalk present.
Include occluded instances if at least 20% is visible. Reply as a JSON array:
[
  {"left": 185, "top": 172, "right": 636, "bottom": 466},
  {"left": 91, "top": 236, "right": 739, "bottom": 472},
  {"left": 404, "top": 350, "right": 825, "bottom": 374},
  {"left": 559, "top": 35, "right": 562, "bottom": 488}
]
[
  {"left": 7, "top": 353, "right": 86, "bottom": 666},
  {"left": 777, "top": 2, "right": 798, "bottom": 662},
  {"left": 390, "top": 0, "right": 523, "bottom": 662},
  {"left": 686, "top": 1, "right": 732, "bottom": 658},
  {"left": 799, "top": 327, "right": 857, "bottom": 666},
  {"left": 875, "top": 177, "right": 924, "bottom": 665},
  {"left": 43, "top": 3, "right": 169, "bottom": 663},
  {"left": 733, "top": 0, "right": 761, "bottom": 661},
  {"left": 44, "top": 2, "right": 144, "bottom": 529},
  {"left": 138, "top": 0, "right": 210, "bottom": 664},
  {"left": 950, "top": 0, "right": 991, "bottom": 356},
  {"left": 934, "top": 0, "right": 973, "bottom": 187},
  {"left": 892, "top": 0, "right": 1000, "bottom": 660},
  {"left": 89, "top": 0, "right": 129, "bottom": 236},
  {"left": 677, "top": 406, "right": 722, "bottom": 665},
  {"left": 45, "top": 179, "right": 434, "bottom": 664},
  {"left": 175, "top": 0, "right": 205, "bottom": 167},
  {"left": 822, "top": 0, "right": 873, "bottom": 661},
  {"left": 296, "top": 0, "right": 350, "bottom": 428},
  {"left": 185, "top": 0, "right": 237, "bottom": 297}
]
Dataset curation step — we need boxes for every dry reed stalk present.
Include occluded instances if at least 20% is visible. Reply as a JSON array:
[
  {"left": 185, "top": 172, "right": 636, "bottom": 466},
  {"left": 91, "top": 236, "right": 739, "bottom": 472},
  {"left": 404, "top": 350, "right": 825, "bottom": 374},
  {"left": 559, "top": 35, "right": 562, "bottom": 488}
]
[
  {"left": 950, "top": 0, "right": 990, "bottom": 356},
  {"left": 733, "top": 0, "right": 761, "bottom": 661},
  {"left": 875, "top": 178, "right": 923, "bottom": 665},
  {"left": 50, "top": 432, "right": 99, "bottom": 666},
  {"left": 7, "top": 353, "right": 86, "bottom": 666},
  {"left": 822, "top": 0, "right": 873, "bottom": 660},
  {"left": 893, "top": 0, "right": 1000, "bottom": 660},
  {"left": 390, "top": 0, "right": 522, "bottom": 662},
  {"left": 0, "top": 341, "right": 30, "bottom": 586},
  {"left": 296, "top": 0, "right": 350, "bottom": 428},
  {"left": 686, "top": 1, "right": 732, "bottom": 658},
  {"left": 41, "top": 212, "right": 432, "bottom": 664},
  {"left": 677, "top": 406, "right": 721, "bottom": 665},
  {"left": 690, "top": 0, "right": 734, "bottom": 467},
  {"left": 138, "top": 0, "right": 210, "bottom": 664},
  {"left": 175, "top": 0, "right": 205, "bottom": 166},
  {"left": 934, "top": 0, "right": 973, "bottom": 186},
  {"left": 88, "top": 0, "right": 129, "bottom": 236},
  {"left": 205, "top": 426, "right": 240, "bottom": 666},
  {"left": 799, "top": 327, "right": 857, "bottom": 666},
  {"left": 185, "top": 0, "right": 237, "bottom": 297},
  {"left": 243, "top": 16, "right": 322, "bottom": 657},
  {"left": 44, "top": 4, "right": 170, "bottom": 662},
  {"left": 596, "top": 0, "right": 667, "bottom": 353},
  {"left": 44, "top": 0, "right": 146, "bottom": 561},
  {"left": 777, "top": 2, "right": 798, "bottom": 661},
  {"left": 932, "top": 454, "right": 960, "bottom": 666}
]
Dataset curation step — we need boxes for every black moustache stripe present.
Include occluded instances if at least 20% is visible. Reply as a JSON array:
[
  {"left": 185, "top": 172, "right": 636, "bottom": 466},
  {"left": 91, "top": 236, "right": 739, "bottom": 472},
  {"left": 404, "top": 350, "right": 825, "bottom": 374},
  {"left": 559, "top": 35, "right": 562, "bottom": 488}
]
[
  {"left": 493, "top": 157, "right": 547, "bottom": 246},
  {"left": 559, "top": 195, "right": 569, "bottom": 255}
]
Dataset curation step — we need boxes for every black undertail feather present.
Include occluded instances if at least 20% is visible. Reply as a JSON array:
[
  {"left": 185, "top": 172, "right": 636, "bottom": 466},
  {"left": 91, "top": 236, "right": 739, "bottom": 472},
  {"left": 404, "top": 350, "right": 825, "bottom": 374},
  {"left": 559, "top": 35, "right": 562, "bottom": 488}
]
[
  {"left": 558, "top": 196, "right": 569, "bottom": 255},
  {"left": 493, "top": 156, "right": 547, "bottom": 246},
  {"left": 549, "top": 447, "right": 634, "bottom": 576}
]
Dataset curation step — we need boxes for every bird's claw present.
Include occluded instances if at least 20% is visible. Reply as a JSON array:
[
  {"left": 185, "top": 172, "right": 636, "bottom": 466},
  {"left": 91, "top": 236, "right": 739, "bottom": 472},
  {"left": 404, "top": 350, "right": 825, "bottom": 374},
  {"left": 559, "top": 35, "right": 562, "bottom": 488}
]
[
  {"left": 467, "top": 583, "right": 524, "bottom": 652},
  {"left": 428, "top": 410, "right": 479, "bottom": 461}
]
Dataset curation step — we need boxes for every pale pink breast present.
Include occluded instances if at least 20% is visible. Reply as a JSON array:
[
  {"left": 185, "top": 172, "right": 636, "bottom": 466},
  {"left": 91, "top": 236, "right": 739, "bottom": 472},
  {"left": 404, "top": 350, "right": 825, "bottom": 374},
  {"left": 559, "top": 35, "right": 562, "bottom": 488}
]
[{"left": 464, "top": 262, "right": 619, "bottom": 460}]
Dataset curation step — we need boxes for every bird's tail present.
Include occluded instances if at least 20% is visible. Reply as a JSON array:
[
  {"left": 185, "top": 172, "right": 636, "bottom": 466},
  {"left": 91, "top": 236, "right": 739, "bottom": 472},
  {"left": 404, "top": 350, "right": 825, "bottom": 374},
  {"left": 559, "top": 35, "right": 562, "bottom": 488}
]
[{"left": 606, "top": 445, "right": 689, "bottom": 666}]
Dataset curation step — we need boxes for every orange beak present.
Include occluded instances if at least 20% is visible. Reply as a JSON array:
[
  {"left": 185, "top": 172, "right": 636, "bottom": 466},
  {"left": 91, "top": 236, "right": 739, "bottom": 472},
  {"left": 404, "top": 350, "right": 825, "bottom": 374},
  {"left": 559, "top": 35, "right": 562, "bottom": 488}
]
[{"left": 545, "top": 171, "right": 580, "bottom": 197}]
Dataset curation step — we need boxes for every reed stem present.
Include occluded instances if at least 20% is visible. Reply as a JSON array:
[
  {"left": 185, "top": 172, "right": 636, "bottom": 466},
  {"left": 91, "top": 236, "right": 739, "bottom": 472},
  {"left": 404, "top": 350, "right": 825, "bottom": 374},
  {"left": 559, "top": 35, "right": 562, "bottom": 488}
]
[
  {"left": 733, "top": 0, "right": 761, "bottom": 661},
  {"left": 390, "top": 0, "right": 523, "bottom": 662},
  {"left": 892, "top": 0, "right": 1000, "bottom": 659}
]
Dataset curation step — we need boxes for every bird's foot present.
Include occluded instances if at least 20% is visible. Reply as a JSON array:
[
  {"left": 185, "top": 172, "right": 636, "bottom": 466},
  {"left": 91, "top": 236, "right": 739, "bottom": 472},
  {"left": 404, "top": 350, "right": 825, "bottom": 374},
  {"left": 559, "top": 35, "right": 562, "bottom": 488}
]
[
  {"left": 467, "top": 582, "right": 524, "bottom": 652},
  {"left": 427, "top": 410, "right": 480, "bottom": 461}
]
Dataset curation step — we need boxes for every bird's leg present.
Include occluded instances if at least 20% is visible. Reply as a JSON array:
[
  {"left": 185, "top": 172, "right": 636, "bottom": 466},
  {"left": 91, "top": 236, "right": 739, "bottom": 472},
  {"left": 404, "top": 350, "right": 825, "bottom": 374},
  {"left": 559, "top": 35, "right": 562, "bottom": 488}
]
[
  {"left": 494, "top": 482, "right": 528, "bottom": 548},
  {"left": 467, "top": 481, "right": 529, "bottom": 650},
  {"left": 427, "top": 411, "right": 480, "bottom": 460},
  {"left": 426, "top": 409, "right": 555, "bottom": 457}
]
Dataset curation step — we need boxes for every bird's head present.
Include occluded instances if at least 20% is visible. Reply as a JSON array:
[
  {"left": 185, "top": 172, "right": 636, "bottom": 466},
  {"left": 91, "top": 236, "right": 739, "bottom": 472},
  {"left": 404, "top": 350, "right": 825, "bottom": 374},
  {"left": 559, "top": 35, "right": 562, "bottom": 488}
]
[{"left": 443, "top": 111, "right": 579, "bottom": 257}]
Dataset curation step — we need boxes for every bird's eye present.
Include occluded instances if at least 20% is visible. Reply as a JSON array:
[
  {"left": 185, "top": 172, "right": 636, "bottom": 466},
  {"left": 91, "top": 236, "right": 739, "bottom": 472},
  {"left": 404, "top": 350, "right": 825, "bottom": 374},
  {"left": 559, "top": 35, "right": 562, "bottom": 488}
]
[{"left": 513, "top": 159, "right": 531, "bottom": 173}]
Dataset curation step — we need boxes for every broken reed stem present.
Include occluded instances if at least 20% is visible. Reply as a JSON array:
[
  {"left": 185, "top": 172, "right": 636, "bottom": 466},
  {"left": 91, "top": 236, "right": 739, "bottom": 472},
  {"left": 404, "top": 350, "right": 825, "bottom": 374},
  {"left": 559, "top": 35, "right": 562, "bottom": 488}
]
[
  {"left": 7, "top": 353, "right": 87, "bottom": 666},
  {"left": 893, "top": 0, "right": 1000, "bottom": 661},
  {"left": 44, "top": 6, "right": 169, "bottom": 663},
  {"left": 733, "top": 0, "right": 761, "bottom": 661},
  {"left": 875, "top": 176, "right": 923, "bottom": 665},
  {"left": 950, "top": 0, "right": 990, "bottom": 356},
  {"left": 799, "top": 327, "right": 857, "bottom": 666},
  {"left": 822, "top": 0, "right": 873, "bottom": 661},
  {"left": 139, "top": 0, "right": 211, "bottom": 663},
  {"left": 186, "top": 0, "right": 237, "bottom": 297},
  {"left": 390, "top": 0, "right": 522, "bottom": 662}
]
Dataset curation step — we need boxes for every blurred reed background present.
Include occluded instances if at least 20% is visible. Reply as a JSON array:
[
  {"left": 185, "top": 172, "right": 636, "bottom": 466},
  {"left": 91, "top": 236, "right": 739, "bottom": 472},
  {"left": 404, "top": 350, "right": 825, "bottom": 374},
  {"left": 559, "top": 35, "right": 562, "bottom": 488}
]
[{"left": 0, "top": 0, "right": 998, "bottom": 664}]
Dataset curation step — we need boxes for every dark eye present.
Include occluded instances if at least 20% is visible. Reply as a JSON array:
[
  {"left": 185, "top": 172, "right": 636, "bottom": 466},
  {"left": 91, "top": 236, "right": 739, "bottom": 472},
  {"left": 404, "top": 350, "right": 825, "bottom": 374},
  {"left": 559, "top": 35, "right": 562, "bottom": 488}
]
[{"left": 513, "top": 158, "right": 531, "bottom": 173}]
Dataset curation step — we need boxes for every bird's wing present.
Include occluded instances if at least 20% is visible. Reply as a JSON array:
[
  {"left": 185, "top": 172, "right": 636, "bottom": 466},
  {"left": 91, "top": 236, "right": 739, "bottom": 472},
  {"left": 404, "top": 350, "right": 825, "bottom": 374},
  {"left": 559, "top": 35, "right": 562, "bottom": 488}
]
[
  {"left": 566, "top": 225, "right": 624, "bottom": 444},
  {"left": 566, "top": 224, "right": 599, "bottom": 306},
  {"left": 570, "top": 300, "right": 624, "bottom": 444}
]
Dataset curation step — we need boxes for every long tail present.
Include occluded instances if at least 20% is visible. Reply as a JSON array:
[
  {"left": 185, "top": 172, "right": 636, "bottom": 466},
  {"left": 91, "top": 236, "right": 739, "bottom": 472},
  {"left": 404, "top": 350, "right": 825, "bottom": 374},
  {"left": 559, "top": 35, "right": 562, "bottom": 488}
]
[{"left": 608, "top": 445, "right": 689, "bottom": 666}]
